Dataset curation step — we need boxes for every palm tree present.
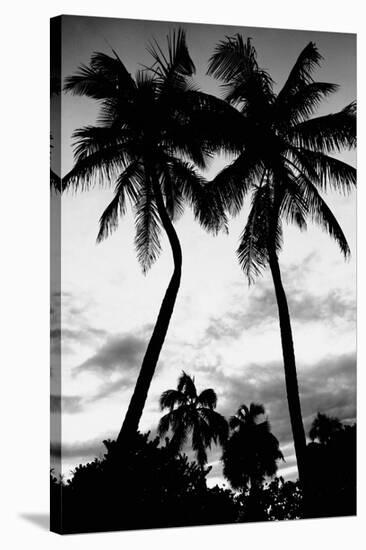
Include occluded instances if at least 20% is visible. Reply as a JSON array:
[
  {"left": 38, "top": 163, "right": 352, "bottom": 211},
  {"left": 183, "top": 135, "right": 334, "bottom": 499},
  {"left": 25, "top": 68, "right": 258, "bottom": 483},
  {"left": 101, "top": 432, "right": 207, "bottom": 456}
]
[
  {"left": 207, "top": 36, "right": 356, "bottom": 486},
  {"left": 62, "top": 30, "right": 236, "bottom": 448},
  {"left": 309, "top": 412, "right": 343, "bottom": 445},
  {"left": 158, "top": 371, "right": 228, "bottom": 469},
  {"left": 222, "top": 403, "right": 283, "bottom": 494}
]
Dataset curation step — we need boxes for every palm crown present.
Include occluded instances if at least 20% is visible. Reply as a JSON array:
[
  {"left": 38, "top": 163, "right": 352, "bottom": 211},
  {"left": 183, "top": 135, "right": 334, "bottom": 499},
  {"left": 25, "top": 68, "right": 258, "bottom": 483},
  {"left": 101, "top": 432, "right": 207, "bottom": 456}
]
[
  {"left": 208, "top": 36, "right": 356, "bottom": 282},
  {"left": 309, "top": 412, "right": 343, "bottom": 445},
  {"left": 158, "top": 371, "right": 228, "bottom": 468},
  {"left": 63, "top": 29, "right": 231, "bottom": 273},
  {"left": 222, "top": 403, "right": 284, "bottom": 492}
]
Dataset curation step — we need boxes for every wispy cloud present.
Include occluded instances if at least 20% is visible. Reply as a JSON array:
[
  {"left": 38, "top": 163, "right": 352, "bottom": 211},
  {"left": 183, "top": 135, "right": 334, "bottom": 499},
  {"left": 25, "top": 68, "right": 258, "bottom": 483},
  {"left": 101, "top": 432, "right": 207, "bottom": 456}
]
[
  {"left": 75, "top": 333, "right": 147, "bottom": 376},
  {"left": 204, "top": 282, "right": 355, "bottom": 342},
  {"left": 51, "top": 438, "right": 110, "bottom": 460},
  {"left": 88, "top": 377, "right": 134, "bottom": 402}
]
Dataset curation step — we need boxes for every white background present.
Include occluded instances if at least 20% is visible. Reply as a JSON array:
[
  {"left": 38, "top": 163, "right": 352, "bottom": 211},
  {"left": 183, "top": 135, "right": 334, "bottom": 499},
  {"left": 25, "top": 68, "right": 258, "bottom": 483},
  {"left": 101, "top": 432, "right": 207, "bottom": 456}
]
[{"left": 0, "top": 1, "right": 364, "bottom": 548}]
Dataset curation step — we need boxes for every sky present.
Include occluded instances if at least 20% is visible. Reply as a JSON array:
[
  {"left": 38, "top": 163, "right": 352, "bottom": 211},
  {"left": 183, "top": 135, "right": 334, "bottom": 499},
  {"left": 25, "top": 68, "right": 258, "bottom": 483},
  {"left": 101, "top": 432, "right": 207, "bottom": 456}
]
[{"left": 50, "top": 15, "right": 356, "bottom": 487}]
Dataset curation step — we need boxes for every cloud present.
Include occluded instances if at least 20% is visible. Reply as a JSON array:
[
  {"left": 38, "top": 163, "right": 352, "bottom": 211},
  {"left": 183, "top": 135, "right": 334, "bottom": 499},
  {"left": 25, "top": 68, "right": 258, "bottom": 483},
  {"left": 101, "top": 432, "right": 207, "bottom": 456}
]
[
  {"left": 88, "top": 377, "right": 133, "bottom": 402},
  {"left": 288, "top": 289, "right": 356, "bottom": 325},
  {"left": 205, "top": 351, "right": 356, "bottom": 448},
  {"left": 205, "top": 282, "right": 355, "bottom": 342},
  {"left": 50, "top": 377, "right": 134, "bottom": 413},
  {"left": 51, "top": 438, "right": 109, "bottom": 460},
  {"left": 76, "top": 334, "right": 146, "bottom": 376}
]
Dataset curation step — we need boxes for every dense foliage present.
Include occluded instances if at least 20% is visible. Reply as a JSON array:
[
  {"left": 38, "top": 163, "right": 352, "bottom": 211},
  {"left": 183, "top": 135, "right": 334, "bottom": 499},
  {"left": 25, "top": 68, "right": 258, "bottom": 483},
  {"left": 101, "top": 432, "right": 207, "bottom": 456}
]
[
  {"left": 51, "top": 414, "right": 356, "bottom": 533},
  {"left": 51, "top": 432, "right": 238, "bottom": 533}
]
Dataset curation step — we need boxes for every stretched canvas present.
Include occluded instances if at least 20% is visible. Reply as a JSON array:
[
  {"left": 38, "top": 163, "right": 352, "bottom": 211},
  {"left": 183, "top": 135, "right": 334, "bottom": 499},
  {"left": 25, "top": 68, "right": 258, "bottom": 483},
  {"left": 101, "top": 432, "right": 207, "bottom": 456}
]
[{"left": 50, "top": 15, "right": 357, "bottom": 534}]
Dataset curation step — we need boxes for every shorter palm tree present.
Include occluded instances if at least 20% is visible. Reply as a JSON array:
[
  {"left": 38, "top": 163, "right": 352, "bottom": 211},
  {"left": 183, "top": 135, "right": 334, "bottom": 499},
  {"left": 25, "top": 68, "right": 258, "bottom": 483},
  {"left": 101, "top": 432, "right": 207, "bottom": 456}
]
[
  {"left": 309, "top": 412, "right": 343, "bottom": 445},
  {"left": 158, "top": 371, "right": 228, "bottom": 469},
  {"left": 222, "top": 403, "right": 283, "bottom": 494}
]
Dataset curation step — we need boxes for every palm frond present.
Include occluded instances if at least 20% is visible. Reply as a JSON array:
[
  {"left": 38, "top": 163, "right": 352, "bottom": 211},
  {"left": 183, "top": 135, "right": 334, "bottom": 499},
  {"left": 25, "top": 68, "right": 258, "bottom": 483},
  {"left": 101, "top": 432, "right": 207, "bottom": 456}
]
[
  {"left": 279, "top": 184, "right": 308, "bottom": 231},
  {"left": 167, "top": 158, "right": 227, "bottom": 233},
  {"left": 159, "top": 389, "right": 186, "bottom": 411},
  {"left": 96, "top": 161, "right": 141, "bottom": 242},
  {"left": 149, "top": 28, "right": 195, "bottom": 78},
  {"left": 287, "top": 102, "right": 356, "bottom": 154},
  {"left": 62, "top": 124, "right": 133, "bottom": 191},
  {"left": 64, "top": 50, "right": 135, "bottom": 99},
  {"left": 208, "top": 34, "right": 257, "bottom": 83},
  {"left": 147, "top": 28, "right": 195, "bottom": 95},
  {"left": 164, "top": 124, "right": 209, "bottom": 170},
  {"left": 296, "top": 173, "right": 351, "bottom": 257},
  {"left": 158, "top": 412, "right": 172, "bottom": 437},
  {"left": 226, "top": 70, "right": 275, "bottom": 114},
  {"left": 71, "top": 125, "right": 130, "bottom": 162},
  {"left": 191, "top": 422, "right": 208, "bottom": 467},
  {"left": 208, "top": 35, "right": 275, "bottom": 112},
  {"left": 90, "top": 49, "right": 136, "bottom": 90},
  {"left": 134, "top": 178, "right": 162, "bottom": 274},
  {"left": 237, "top": 184, "right": 273, "bottom": 283},
  {"left": 276, "top": 164, "right": 309, "bottom": 230},
  {"left": 200, "top": 408, "right": 229, "bottom": 445},
  {"left": 276, "top": 82, "right": 338, "bottom": 127},
  {"left": 159, "top": 164, "right": 185, "bottom": 222},
  {"left": 168, "top": 90, "right": 245, "bottom": 156},
  {"left": 288, "top": 147, "right": 356, "bottom": 194},
  {"left": 210, "top": 153, "right": 263, "bottom": 217},
  {"left": 158, "top": 408, "right": 190, "bottom": 455},
  {"left": 277, "top": 42, "right": 322, "bottom": 101},
  {"left": 63, "top": 147, "right": 128, "bottom": 191},
  {"left": 177, "top": 371, "right": 197, "bottom": 400},
  {"left": 168, "top": 408, "right": 190, "bottom": 453},
  {"left": 197, "top": 388, "right": 217, "bottom": 409}
]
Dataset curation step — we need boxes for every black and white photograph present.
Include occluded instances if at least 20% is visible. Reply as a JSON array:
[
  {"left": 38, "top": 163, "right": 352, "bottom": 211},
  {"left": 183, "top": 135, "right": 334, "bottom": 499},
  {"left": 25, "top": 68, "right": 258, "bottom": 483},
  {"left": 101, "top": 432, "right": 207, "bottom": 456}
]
[{"left": 50, "top": 14, "right": 356, "bottom": 534}]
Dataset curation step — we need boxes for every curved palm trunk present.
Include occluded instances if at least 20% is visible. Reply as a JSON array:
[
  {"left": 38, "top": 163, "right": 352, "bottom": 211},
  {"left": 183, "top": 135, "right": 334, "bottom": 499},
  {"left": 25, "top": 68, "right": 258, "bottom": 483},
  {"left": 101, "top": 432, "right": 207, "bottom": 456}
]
[
  {"left": 268, "top": 249, "right": 307, "bottom": 488},
  {"left": 116, "top": 173, "right": 182, "bottom": 448}
]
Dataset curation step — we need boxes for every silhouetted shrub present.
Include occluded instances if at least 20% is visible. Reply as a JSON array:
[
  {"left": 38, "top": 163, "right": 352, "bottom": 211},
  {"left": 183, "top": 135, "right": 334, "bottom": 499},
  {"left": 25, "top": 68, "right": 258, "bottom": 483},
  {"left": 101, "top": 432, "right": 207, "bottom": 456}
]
[
  {"left": 51, "top": 432, "right": 239, "bottom": 533},
  {"left": 305, "top": 423, "right": 356, "bottom": 518}
]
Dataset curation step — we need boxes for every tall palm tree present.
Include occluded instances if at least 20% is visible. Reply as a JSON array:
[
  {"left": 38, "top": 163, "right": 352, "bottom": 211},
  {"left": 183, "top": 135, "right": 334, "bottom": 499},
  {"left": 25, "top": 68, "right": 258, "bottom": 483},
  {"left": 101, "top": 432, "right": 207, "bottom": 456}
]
[
  {"left": 62, "top": 30, "right": 236, "bottom": 448},
  {"left": 158, "top": 371, "right": 228, "bottom": 468},
  {"left": 207, "top": 36, "right": 356, "bottom": 486},
  {"left": 222, "top": 403, "right": 283, "bottom": 493}
]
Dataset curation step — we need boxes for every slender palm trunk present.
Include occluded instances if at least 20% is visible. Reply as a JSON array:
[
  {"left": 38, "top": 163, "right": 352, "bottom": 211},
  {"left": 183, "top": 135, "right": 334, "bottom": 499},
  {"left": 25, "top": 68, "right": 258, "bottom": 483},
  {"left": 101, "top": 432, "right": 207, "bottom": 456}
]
[
  {"left": 116, "top": 172, "right": 182, "bottom": 448},
  {"left": 268, "top": 248, "right": 307, "bottom": 488}
]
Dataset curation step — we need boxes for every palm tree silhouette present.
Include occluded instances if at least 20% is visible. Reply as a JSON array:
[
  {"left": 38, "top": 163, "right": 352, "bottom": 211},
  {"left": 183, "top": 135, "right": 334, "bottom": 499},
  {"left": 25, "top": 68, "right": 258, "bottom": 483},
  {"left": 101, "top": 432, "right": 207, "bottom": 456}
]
[
  {"left": 222, "top": 403, "right": 283, "bottom": 493},
  {"left": 309, "top": 412, "right": 343, "bottom": 445},
  {"left": 158, "top": 371, "right": 228, "bottom": 469},
  {"left": 62, "top": 29, "right": 235, "bottom": 447},
  {"left": 207, "top": 36, "right": 356, "bottom": 486}
]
